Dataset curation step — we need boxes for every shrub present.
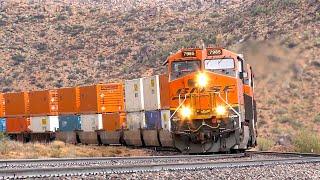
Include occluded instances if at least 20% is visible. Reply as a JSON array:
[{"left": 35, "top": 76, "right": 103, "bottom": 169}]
[
  {"left": 12, "top": 54, "right": 26, "bottom": 64},
  {"left": 33, "top": 43, "right": 48, "bottom": 53},
  {"left": 314, "top": 114, "right": 320, "bottom": 123},
  {"left": 293, "top": 130, "right": 320, "bottom": 153},
  {"left": 251, "top": 5, "right": 268, "bottom": 16},
  {"left": 0, "top": 132, "right": 7, "bottom": 141},
  {"left": 278, "top": 115, "right": 302, "bottom": 129},
  {"left": 257, "top": 137, "right": 274, "bottom": 151}
]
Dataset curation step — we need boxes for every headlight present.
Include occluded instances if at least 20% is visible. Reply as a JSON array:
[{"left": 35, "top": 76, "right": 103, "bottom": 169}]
[
  {"left": 216, "top": 105, "right": 226, "bottom": 116},
  {"left": 197, "top": 72, "right": 208, "bottom": 87},
  {"left": 180, "top": 106, "right": 192, "bottom": 119}
]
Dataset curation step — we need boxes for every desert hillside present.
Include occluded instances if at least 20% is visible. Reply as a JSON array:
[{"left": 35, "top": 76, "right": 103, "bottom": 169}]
[{"left": 0, "top": 0, "right": 319, "bottom": 150}]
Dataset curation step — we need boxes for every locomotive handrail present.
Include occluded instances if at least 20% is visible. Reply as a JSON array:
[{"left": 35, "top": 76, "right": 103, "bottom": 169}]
[
  {"left": 215, "top": 92, "right": 241, "bottom": 117},
  {"left": 169, "top": 93, "right": 189, "bottom": 124},
  {"left": 187, "top": 123, "right": 220, "bottom": 133}
]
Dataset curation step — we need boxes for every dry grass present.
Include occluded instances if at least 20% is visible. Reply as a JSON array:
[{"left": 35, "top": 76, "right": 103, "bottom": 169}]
[
  {"left": 257, "top": 137, "right": 275, "bottom": 151},
  {"left": 293, "top": 130, "right": 320, "bottom": 153},
  {"left": 0, "top": 140, "right": 151, "bottom": 159}
]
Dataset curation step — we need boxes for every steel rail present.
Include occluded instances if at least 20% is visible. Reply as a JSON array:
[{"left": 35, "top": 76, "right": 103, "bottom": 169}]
[
  {"left": 1, "top": 156, "right": 320, "bottom": 178},
  {"left": 0, "top": 153, "right": 244, "bottom": 168},
  {"left": 245, "top": 151, "right": 320, "bottom": 157}
]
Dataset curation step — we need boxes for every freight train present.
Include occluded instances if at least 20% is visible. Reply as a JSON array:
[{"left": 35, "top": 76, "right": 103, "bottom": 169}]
[{"left": 0, "top": 47, "right": 257, "bottom": 154}]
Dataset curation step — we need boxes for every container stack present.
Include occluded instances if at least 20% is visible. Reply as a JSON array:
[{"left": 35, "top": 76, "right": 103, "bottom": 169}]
[
  {"left": 28, "top": 90, "right": 59, "bottom": 132},
  {"left": 0, "top": 93, "right": 5, "bottom": 132},
  {"left": 125, "top": 78, "right": 145, "bottom": 130},
  {"left": 4, "top": 92, "right": 30, "bottom": 141},
  {"left": 56, "top": 87, "right": 81, "bottom": 144},
  {"left": 124, "top": 78, "right": 145, "bottom": 146},
  {"left": 142, "top": 74, "right": 171, "bottom": 131},
  {"left": 142, "top": 74, "right": 171, "bottom": 146},
  {"left": 79, "top": 83, "right": 125, "bottom": 144}
]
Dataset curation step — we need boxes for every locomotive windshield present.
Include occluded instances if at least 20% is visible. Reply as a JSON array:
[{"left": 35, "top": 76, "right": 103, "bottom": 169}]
[
  {"left": 204, "top": 58, "right": 235, "bottom": 76},
  {"left": 171, "top": 60, "right": 201, "bottom": 80}
]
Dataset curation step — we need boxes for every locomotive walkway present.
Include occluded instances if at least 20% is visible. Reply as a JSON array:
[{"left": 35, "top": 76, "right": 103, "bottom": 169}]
[{"left": 0, "top": 152, "right": 319, "bottom": 178}]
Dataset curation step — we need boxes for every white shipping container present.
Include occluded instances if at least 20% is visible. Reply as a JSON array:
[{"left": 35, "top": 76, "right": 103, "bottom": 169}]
[
  {"left": 80, "top": 114, "right": 103, "bottom": 132},
  {"left": 143, "top": 75, "right": 161, "bottom": 111},
  {"left": 30, "top": 116, "right": 59, "bottom": 132},
  {"left": 125, "top": 78, "right": 144, "bottom": 112},
  {"left": 161, "top": 110, "right": 171, "bottom": 131},
  {"left": 126, "top": 111, "right": 146, "bottom": 130}
]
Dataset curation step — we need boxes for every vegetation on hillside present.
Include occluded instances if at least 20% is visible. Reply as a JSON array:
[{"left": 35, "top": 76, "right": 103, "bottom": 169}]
[{"left": 0, "top": 0, "right": 319, "bottom": 151}]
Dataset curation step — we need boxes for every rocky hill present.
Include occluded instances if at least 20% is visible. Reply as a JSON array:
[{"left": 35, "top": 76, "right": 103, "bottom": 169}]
[{"left": 0, "top": 0, "right": 319, "bottom": 150}]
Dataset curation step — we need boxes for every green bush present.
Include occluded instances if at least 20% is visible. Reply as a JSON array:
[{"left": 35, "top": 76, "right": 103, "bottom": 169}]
[
  {"left": 12, "top": 54, "right": 26, "bottom": 64},
  {"left": 0, "top": 132, "right": 6, "bottom": 141},
  {"left": 251, "top": 6, "right": 268, "bottom": 16},
  {"left": 293, "top": 130, "right": 320, "bottom": 153},
  {"left": 314, "top": 114, "right": 320, "bottom": 123},
  {"left": 257, "top": 137, "right": 274, "bottom": 151},
  {"left": 277, "top": 115, "right": 301, "bottom": 129}
]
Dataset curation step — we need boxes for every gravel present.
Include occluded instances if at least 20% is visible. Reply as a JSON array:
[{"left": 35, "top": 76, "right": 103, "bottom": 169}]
[{"left": 54, "top": 162, "right": 320, "bottom": 180}]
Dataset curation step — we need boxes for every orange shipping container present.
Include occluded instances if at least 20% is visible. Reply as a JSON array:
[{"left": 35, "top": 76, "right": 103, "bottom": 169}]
[
  {"left": 79, "top": 83, "right": 125, "bottom": 114},
  {"left": 102, "top": 113, "right": 126, "bottom": 131},
  {"left": 159, "top": 74, "right": 170, "bottom": 109},
  {"left": 0, "top": 93, "right": 4, "bottom": 117},
  {"left": 29, "top": 90, "right": 58, "bottom": 116},
  {"left": 4, "top": 92, "right": 29, "bottom": 117},
  {"left": 6, "top": 117, "right": 30, "bottom": 133},
  {"left": 58, "top": 87, "right": 80, "bottom": 114}
]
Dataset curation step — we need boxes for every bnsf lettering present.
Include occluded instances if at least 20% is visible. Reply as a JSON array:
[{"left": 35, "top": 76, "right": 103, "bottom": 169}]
[{"left": 172, "top": 85, "right": 235, "bottom": 100}]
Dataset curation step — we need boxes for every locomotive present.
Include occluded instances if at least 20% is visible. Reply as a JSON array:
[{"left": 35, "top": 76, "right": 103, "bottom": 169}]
[
  {"left": 0, "top": 47, "right": 257, "bottom": 154},
  {"left": 164, "top": 47, "right": 257, "bottom": 153}
]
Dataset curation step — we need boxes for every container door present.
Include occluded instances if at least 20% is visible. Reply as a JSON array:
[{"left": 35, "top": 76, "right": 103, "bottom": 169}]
[
  {"left": 102, "top": 113, "right": 120, "bottom": 132},
  {"left": 161, "top": 110, "right": 171, "bottom": 131},
  {"left": 125, "top": 79, "right": 144, "bottom": 112},
  {"left": 143, "top": 76, "right": 160, "bottom": 111},
  {"left": 48, "top": 116, "right": 59, "bottom": 132},
  {"left": 146, "top": 111, "right": 161, "bottom": 129},
  {"left": 41, "top": 117, "right": 48, "bottom": 131},
  {"left": 0, "top": 119, "right": 5, "bottom": 132},
  {"left": 59, "top": 116, "right": 68, "bottom": 131}
]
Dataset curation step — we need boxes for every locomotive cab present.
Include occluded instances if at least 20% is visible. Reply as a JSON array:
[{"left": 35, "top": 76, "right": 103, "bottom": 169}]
[{"left": 166, "top": 47, "right": 256, "bottom": 153}]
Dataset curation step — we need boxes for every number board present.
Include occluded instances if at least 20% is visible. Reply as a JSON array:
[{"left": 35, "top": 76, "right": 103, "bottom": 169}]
[
  {"left": 207, "top": 48, "right": 223, "bottom": 56},
  {"left": 182, "top": 50, "right": 196, "bottom": 57}
]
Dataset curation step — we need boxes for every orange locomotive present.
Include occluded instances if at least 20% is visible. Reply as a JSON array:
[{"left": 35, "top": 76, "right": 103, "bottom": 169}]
[{"left": 165, "top": 47, "right": 257, "bottom": 153}]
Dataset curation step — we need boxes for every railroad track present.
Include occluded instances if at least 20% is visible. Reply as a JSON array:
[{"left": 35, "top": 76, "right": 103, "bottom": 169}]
[{"left": 1, "top": 152, "right": 319, "bottom": 179}]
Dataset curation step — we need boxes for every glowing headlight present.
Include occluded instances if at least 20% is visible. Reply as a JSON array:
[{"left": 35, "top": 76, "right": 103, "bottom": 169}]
[
  {"left": 216, "top": 105, "right": 226, "bottom": 116},
  {"left": 180, "top": 106, "right": 192, "bottom": 119},
  {"left": 197, "top": 72, "right": 208, "bottom": 87}
]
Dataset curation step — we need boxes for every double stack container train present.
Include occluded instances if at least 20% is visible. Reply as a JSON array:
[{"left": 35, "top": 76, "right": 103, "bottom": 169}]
[{"left": 0, "top": 47, "right": 257, "bottom": 154}]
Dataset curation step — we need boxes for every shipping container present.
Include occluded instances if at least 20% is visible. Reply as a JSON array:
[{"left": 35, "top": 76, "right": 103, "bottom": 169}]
[
  {"left": 4, "top": 92, "right": 29, "bottom": 117},
  {"left": 58, "top": 115, "right": 81, "bottom": 131},
  {"left": 145, "top": 110, "right": 161, "bottom": 129},
  {"left": 0, "top": 118, "right": 5, "bottom": 132},
  {"left": 58, "top": 87, "right": 80, "bottom": 114},
  {"left": 125, "top": 79, "right": 144, "bottom": 112},
  {"left": 29, "top": 90, "right": 58, "bottom": 116},
  {"left": 161, "top": 110, "right": 171, "bottom": 131},
  {"left": 0, "top": 94, "right": 4, "bottom": 117},
  {"left": 79, "top": 83, "right": 125, "bottom": 114},
  {"left": 30, "top": 116, "right": 59, "bottom": 132},
  {"left": 102, "top": 113, "right": 126, "bottom": 131},
  {"left": 145, "top": 110, "right": 171, "bottom": 130},
  {"left": 6, "top": 117, "right": 30, "bottom": 133},
  {"left": 80, "top": 114, "right": 103, "bottom": 132},
  {"left": 126, "top": 111, "right": 146, "bottom": 130},
  {"left": 142, "top": 74, "right": 170, "bottom": 111}
]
